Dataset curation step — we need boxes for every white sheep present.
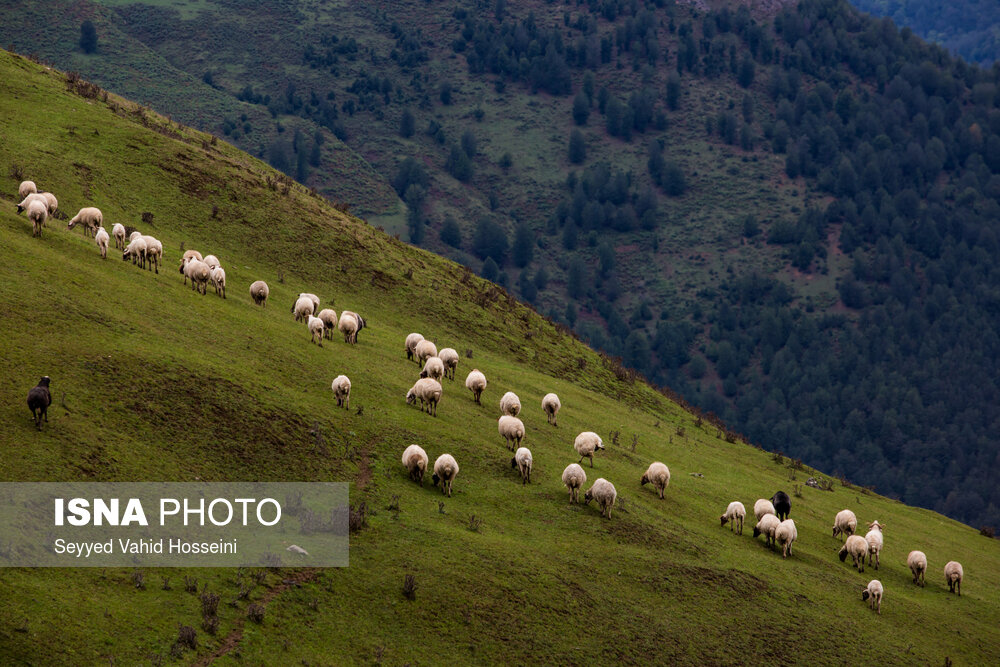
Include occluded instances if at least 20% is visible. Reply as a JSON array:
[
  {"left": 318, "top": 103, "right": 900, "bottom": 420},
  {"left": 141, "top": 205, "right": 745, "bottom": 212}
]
[
  {"left": 405, "top": 332, "right": 424, "bottom": 362},
  {"left": 317, "top": 309, "right": 338, "bottom": 340},
  {"left": 584, "top": 478, "right": 617, "bottom": 519},
  {"left": 18, "top": 180, "right": 36, "bottom": 199},
  {"left": 249, "top": 280, "right": 269, "bottom": 307},
  {"left": 183, "top": 257, "right": 211, "bottom": 294},
  {"left": 16, "top": 192, "right": 46, "bottom": 213},
  {"left": 775, "top": 519, "right": 797, "bottom": 558},
  {"left": 753, "top": 498, "right": 776, "bottom": 521},
  {"left": 297, "top": 292, "right": 320, "bottom": 312},
  {"left": 640, "top": 461, "right": 670, "bottom": 499},
  {"left": 401, "top": 444, "right": 428, "bottom": 485},
  {"left": 203, "top": 254, "right": 220, "bottom": 270},
  {"left": 307, "top": 315, "right": 325, "bottom": 346},
  {"left": 331, "top": 375, "right": 351, "bottom": 409},
  {"left": 753, "top": 513, "right": 781, "bottom": 549},
  {"left": 438, "top": 347, "right": 459, "bottom": 380},
  {"left": 541, "top": 393, "right": 561, "bottom": 426},
  {"left": 861, "top": 579, "right": 883, "bottom": 614},
  {"left": 432, "top": 454, "right": 459, "bottom": 496},
  {"left": 179, "top": 250, "right": 203, "bottom": 283},
  {"left": 562, "top": 463, "right": 586, "bottom": 504},
  {"left": 406, "top": 378, "right": 442, "bottom": 416},
  {"left": 498, "top": 415, "right": 525, "bottom": 451},
  {"left": 94, "top": 226, "right": 109, "bottom": 259},
  {"left": 292, "top": 296, "right": 314, "bottom": 322},
  {"left": 209, "top": 266, "right": 226, "bottom": 298},
  {"left": 420, "top": 356, "right": 445, "bottom": 382},
  {"left": 40, "top": 192, "right": 57, "bottom": 216},
  {"left": 907, "top": 550, "right": 927, "bottom": 587},
  {"left": 865, "top": 520, "right": 884, "bottom": 570},
  {"left": 720, "top": 501, "right": 746, "bottom": 534},
  {"left": 142, "top": 236, "right": 162, "bottom": 273},
  {"left": 511, "top": 447, "right": 532, "bottom": 485},
  {"left": 944, "top": 561, "right": 963, "bottom": 595},
  {"left": 67, "top": 207, "right": 103, "bottom": 237},
  {"left": 499, "top": 391, "right": 521, "bottom": 417},
  {"left": 26, "top": 199, "right": 47, "bottom": 237},
  {"left": 573, "top": 431, "right": 604, "bottom": 467},
  {"left": 414, "top": 339, "right": 437, "bottom": 364},
  {"left": 338, "top": 310, "right": 366, "bottom": 344},
  {"left": 465, "top": 369, "right": 487, "bottom": 404},
  {"left": 129, "top": 231, "right": 142, "bottom": 242},
  {"left": 112, "top": 223, "right": 126, "bottom": 250},
  {"left": 123, "top": 235, "right": 147, "bottom": 268},
  {"left": 839, "top": 534, "right": 869, "bottom": 572},
  {"left": 833, "top": 509, "right": 858, "bottom": 540}
]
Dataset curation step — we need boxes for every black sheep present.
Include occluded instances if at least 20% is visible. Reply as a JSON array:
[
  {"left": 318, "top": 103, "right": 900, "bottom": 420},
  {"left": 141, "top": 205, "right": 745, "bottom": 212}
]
[
  {"left": 26, "top": 376, "right": 51, "bottom": 429},
  {"left": 771, "top": 490, "right": 791, "bottom": 520}
]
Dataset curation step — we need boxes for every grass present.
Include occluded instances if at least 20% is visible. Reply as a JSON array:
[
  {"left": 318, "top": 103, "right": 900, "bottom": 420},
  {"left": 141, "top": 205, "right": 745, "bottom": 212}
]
[{"left": 0, "top": 49, "right": 998, "bottom": 665}]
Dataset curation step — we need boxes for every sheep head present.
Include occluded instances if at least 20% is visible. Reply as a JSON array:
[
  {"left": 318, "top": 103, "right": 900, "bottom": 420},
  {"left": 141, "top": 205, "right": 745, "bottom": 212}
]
[
  {"left": 431, "top": 473, "right": 440, "bottom": 486},
  {"left": 583, "top": 489, "right": 593, "bottom": 504},
  {"left": 640, "top": 474, "right": 649, "bottom": 486},
  {"left": 419, "top": 369, "right": 429, "bottom": 379},
  {"left": 861, "top": 589, "right": 871, "bottom": 601},
  {"left": 38, "top": 376, "right": 50, "bottom": 388},
  {"left": 406, "top": 389, "right": 417, "bottom": 405},
  {"left": 839, "top": 546, "right": 849, "bottom": 562},
  {"left": 510, "top": 457, "right": 517, "bottom": 469},
  {"left": 720, "top": 515, "right": 729, "bottom": 526}
]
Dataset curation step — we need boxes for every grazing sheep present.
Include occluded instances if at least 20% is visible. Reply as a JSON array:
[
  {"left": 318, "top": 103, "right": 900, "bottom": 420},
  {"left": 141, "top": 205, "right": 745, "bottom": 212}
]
[
  {"left": 498, "top": 415, "right": 525, "bottom": 451},
  {"left": 839, "top": 535, "right": 870, "bottom": 572},
  {"left": 500, "top": 391, "right": 521, "bottom": 417},
  {"left": 331, "top": 375, "right": 351, "bottom": 409},
  {"left": 401, "top": 444, "right": 428, "bottom": 485},
  {"left": 94, "top": 227, "right": 110, "bottom": 259},
  {"left": 249, "top": 280, "right": 269, "bottom": 307},
  {"left": 584, "top": 478, "right": 617, "bottom": 519},
  {"left": 406, "top": 378, "right": 442, "bottom": 416},
  {"left": 405, "top": 332, "right": 424, "bottom": 362},
  {"left": 432, "top": 454, "right": 459, "bottom": 496},
  {"left": 438, "top": 348, "right": 459, "bottom": 380},
  {"left": 112, "top": 223, "right": 126, "bottom": 250},
  {"left": 833, "top": 509, "right": 858, "bottom": 540},
  {"left": 297, "top": 292, "right": 320, "bottom": 312},
  {"left": 414, "top": 339, "right": 437, "bottom": 364},
  {"left": 307, "top": 315, "right": 325, "bottom": 346},
  {"left": 16, "top": 192, "right": 46, "bottom": 213},
  {"left": 541, "top": 393, "right": 561, "bottom": 426},
  {"left": 209, "top": 266, "right": 226, "bottom": 298},
  {"left": 67, "top": 207, "right": 103, "bottom": 237},
  {"left": 123, "top": 236, "right": 147, "bottom": 269},
  {"left": 292, "top": 296, "right": 314, "bottom": 322},
  {"left": 18, "top": 180, "right": 36, "bottom": 199},
  {"left": 562, "top": 463, "right": 586, "bottom": 504},
  {"left": 129, "top": 231, "right": 142, "bottom": 242},
  {"left": 142, "top": 236, "right": 162, "bottom": 273},
  {"left": 26, "top": 376, "right": 51, "bottom": 429},
  {"left": 573, "top": 431, "right": 604, "bottom": 468},
  {"left": 338, "top": 310, "right": 366, "bottom": 344},
  {"left": 179, "top": 251, "right": 203, "bottom": 283},
  {"left": 753, "top": 498, "right": 776, "bottom": 521},
  {"left": 640, "top": 462, "right": 671, "bottom": 499},
  {"left": 907, "top": 550, "right": 927, "bottom": 587},
  {"left": 720, "top": 501, "right": 746, "bottom": 534},
  {"left": 26, "top": 199, "right": 47, "bottom": 237},
  {"left": 775, "top": 519, "right": 798, "bottom": 558},
  {"left": 40, "top": 192, "right": 57, "bottom": 216},
  {"left": 202, "top": 254, "right": 220, "bottom": 270},
  {"left": 865, "top": 520, "right": 884, "bottom": 570},
  {"left": 317, "top": 309, "right": 338, "bottom": 339},
  {"left": 753, "top": 514, "right": 781, "bottom": 549},
  {"left": 465, "top": 369, "right": 487, "bottom": 404},
  {"left": 861, "top": 580, "right": 883, "bottom": 614},
  {"left": 944, "top": 561, "right": 963, "bottom": 595},
  {"left": 510, "top": 447, "right": 532, "bottom": 484},
  {"left": 420, "top": 356, "right": 445, "bottom": 382},
  {"left": 183, "top": 257, "right": 211, "bottom": 295},
  {"left": 771, "top": 491, "right": 791, "bottom": 520}
]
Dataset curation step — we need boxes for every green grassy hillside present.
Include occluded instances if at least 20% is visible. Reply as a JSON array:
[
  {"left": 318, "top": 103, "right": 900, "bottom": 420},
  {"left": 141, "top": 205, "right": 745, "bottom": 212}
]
[{"left": 0, "top": 50, "right": 998, "bottom": 665}]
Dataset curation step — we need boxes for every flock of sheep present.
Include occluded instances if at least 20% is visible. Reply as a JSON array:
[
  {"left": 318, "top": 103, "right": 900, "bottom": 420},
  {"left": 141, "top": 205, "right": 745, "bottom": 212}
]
[{"left": 14, "top": 179, "right": 968, "bottom": 619}]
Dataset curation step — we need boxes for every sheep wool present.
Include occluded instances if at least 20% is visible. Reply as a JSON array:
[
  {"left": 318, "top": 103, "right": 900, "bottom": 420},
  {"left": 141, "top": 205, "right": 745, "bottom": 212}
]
[
  {"left": 720, "top": 501, "right": 746, "bottom": 535},
  {"left": 40, "top": 192, "right": 58, "bottom": 216},
  {"left": 112, "top": 223, "right": 127, "bottom": 250},
  {"left": 771, "top": 491, "right": 791, "bottom": 520},
  {"left": 179, "top": 251, "right": 203, "bottom": 283},
  {"left": 26, "top": 199, "right": 47, "bottom": 238},
  {"left": 67, "top": 207, "right": 103, "bottom": 238},
  {"left": 307, "top": 316, "right": 325, "bottom": 346},
  {"left": 573, "top": 431, "right": 605, "bottom": 467},
  {"left": 405, "top": 332, "right": 424, "bottom": 362},
  {"left": 865, "top": 520, "right": 884, "bottom": 570},
  {"left": 839, "top": 535, "right": 870, "bottom": 572},
  {"left": 94, "top": 227, "right": 110, "bottom": 259},
  {"left": 498, "top": 415, "right": 525, "bottom": 451},
  {"left": 541, "top": 393, "right": 561, "bottom": 426},
  {"left": 318, "top": 309, "right": 338, "bottom": 340},
  {"left": 26, "top": 376, "right": 51, "bottom": 429},
  {"left": 18, "top": 180, "right": 36, "bottom": 200},
  {"left": 203, "top": 254, "right": 221, "bottom": 270},
  {"left": 944, "top": 561, "right": 963, "bottom": 595},
  {"left": 753, "top": 514, "right": 781, "bottom": 549},
  {"left": 414, "top": 339, "right": 437, "bottom": 364},
  {"left": 338, "top": 310, "right": 366, "bottom": 344},
  {"left": 249, "top": 280, "right": 269, "bottom": 307},
  {"left": 753, "top": 498, "right": 776, "bottom": 521},
  {"left": 292, "top": 296, "right": 314, "bottom": 322},
  {"left": 775, "top": 519, "right": 798, "bottom": 558},
  {"left": 209, "top": 266, "right": 226, "bottom": 298},
  {"left": 420, "top": 356, "right": 445, "bottom": 382},
  {"left": 183, "top": 257, "right": 211, "bottom": 295},
  {"left": 407, "top": 378, "right": 442, "bottom": 416},
  {"left": 640, "top": 462, "right": 671, "bottom": 499},
  {"left": 16, "top": 192, "right": 46, "bottom": 213},
  {"left": 562, "top": 463, "right": 587, "bottom": 504},
  {"left": 432, "top": 454, "right": 459, "bottom": 497},
  {"left": 907, "top": 550, "right": 927, "bottom": 587},
  {"left": 123, "top": 236, "right": 147, "bottom": 269},
  {"left": 142, "top": 236, "right": 163, "bottom": 274},
  {"left": 465, "top": 369, "right": 487, "bottom": 404},
  {"left": 833, "top": 509, "right": 858, "bottom": 540},
  {"left": 861, "top": 580, "right": 883, "bottom": 614},
  {"left": 401, "top": 444, "right": 428, "bottom": 485},
  {"left": 584, "top": 478, "right": 617, "bottom": 519},
  {"left": 331, "top": 375, "right": 351, "bottom": 410},
  {"left": 297, "top": 292, "right": 320, "bottom": 312},
  {"left": 510, "top": 447, "right": 532, "bottom": 485},
  {"left": 499, "top": 391, "right": 521, "bottom": 417},
  {"left": 438, "top": 348, "right": 459, "bottom": 380}
]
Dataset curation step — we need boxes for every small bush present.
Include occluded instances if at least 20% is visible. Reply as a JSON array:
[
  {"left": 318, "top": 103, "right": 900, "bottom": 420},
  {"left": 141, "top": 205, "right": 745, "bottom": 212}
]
[
  {"left": 200, "top": 590, "right": 220, "bottom": 618},
  {"left": 176, "top": 625, "right": 197, "bottom": 650},
  {"left": 467, "top": 515, "right": 483, "bottom": 532},
  {"left": 201, "top": 616, "right": 219, "bottom": 635},
  {"left": 981, "top": 526, "right": 996, "bottom": 538},
  {"left": 247, "top": 603, "right": 265, "bottom": 624},
  {"left": 402, "top": 574, "right": 417, "bottom": 600},
  {"left": 349, "top": 501, "right": 368, "bottom": 533},
  {"left": 131, "top": 569, "right": 145, "bottom": 590},
  {"left": 184, "top": 576, "right": 198, "bottom": 593}
]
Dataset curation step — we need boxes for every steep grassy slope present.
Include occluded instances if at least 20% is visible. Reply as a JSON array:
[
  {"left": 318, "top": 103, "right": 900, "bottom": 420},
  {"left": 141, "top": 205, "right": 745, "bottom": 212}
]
[{"left": 0, "top": 50, "right": 998, "bottom": 665}]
